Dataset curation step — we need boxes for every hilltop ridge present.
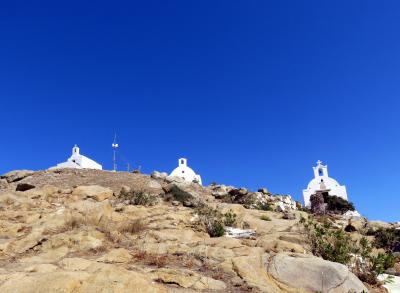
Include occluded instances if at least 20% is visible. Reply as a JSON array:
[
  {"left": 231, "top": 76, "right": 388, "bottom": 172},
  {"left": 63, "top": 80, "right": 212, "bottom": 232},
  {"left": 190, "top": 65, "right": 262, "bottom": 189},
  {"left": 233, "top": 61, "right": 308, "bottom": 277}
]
[{"left": 0, "top": 169, "right": 398, "bottom": 292}]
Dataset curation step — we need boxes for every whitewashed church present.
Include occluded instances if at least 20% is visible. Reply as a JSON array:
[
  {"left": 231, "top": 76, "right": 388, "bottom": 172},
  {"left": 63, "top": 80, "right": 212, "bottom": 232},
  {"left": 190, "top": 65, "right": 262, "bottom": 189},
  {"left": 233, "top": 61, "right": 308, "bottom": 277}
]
[
  {"left": 170, "top": 158, "right": 202, "bottom": 185},
  {"left": 50, "top": 145, "right": 102, "bottom": 170},
  {"left": 303, "top": 160, "right": 347, "bottom": 207}
]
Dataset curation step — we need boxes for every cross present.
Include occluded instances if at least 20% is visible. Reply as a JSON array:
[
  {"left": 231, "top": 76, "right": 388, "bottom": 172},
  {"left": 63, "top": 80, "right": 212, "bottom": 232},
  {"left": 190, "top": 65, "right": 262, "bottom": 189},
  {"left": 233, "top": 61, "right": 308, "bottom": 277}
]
[{"left": 317, "top": 160, "right": 322, "bottom": 165}]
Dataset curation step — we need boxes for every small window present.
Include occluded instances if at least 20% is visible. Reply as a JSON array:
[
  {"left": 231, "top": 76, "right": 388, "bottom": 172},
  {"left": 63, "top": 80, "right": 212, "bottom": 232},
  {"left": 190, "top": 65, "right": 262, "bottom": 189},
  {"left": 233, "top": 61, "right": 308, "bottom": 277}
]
[
  {"left": 181, "top": 159, "right": 184, "bottom": 164},
  {"left": 318, "top": 169, "right": 323, "bottom": 176},
  {"left": 182, "top": 171, "right": 185, "bottom": 174}
]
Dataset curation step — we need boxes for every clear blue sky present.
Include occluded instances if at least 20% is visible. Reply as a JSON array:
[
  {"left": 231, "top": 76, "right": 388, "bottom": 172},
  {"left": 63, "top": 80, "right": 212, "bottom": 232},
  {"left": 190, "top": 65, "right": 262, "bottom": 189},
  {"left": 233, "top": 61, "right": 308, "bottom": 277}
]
[{"left": 1, "top": 1, "right": 399, "bottom": 222}]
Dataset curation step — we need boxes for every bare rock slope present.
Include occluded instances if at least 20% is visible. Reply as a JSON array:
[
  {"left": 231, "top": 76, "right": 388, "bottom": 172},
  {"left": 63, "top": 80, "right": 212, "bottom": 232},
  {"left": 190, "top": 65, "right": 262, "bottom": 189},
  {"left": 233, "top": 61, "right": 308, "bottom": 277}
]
[{"left": 0, "top": 169, "right": 369, "bottom": 292}]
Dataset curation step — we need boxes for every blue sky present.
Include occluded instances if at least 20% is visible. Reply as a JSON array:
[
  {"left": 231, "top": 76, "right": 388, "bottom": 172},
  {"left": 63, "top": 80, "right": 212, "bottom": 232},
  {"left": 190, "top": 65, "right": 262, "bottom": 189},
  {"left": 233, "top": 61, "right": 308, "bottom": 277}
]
[{"left": 1, "top": 1, "right": 399, "bottom": 222}]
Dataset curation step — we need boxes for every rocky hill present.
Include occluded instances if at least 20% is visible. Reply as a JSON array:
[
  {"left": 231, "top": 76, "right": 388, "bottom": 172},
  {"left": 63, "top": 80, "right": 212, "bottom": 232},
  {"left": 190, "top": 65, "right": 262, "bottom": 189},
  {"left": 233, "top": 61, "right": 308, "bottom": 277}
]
[{"left": 0, "top": 169, "right": 398, "bottom": 292}]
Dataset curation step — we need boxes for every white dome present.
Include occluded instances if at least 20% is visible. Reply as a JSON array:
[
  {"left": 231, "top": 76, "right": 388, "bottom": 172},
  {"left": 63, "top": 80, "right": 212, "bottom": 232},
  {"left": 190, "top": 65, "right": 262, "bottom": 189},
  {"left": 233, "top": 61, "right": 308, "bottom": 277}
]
[
  {"left": 307, "top": 177, "right": 340, "bottom": 191},
  {"left": 302, "top": 161, "right": 348, "bottom": 207},
  {"left": 169, "top": 158, "right": 202, "bottom": 185}
]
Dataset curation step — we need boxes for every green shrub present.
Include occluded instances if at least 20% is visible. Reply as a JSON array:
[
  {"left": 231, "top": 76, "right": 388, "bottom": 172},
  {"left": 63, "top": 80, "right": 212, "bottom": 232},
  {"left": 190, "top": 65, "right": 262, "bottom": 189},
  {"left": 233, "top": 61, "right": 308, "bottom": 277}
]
[
  {"left": 260, "top": 215, "right": 271, "bottom": 221},
  {"left": 119, "top": 190, "right": 157, "bottom": 206},
  {"left": 300, "top": 216, "right": 396, "bottom": 285},
  {"left": 208, "top": 221, "right": 225, "bottom": 237},
  {"left": 196, "top": 205, "right": 226, "bottom": 237},
  {"left": 223, "top": 209, "right": 237, "bottom": 227},
  {"left": 323, "top": 194, "right": 355, "bottom": 214},
  {"left": 372, "top": 228, "right": 400, "bottom": 252}
]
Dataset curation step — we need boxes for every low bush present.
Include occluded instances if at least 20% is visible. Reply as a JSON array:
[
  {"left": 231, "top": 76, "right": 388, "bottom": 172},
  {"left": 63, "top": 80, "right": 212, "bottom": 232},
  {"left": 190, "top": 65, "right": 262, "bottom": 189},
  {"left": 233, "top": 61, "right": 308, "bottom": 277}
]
[
  {"left": 323, "top": 194, "right": 355, "bottom": 214},
  {"left": 260, "top": 215, "right": 271, "bottom": 221},
  {"left": 118, "top": 219, "right": 146, "bottom": 234},
  {"left": 196, "top": 205, "right": 225, "bottom": 237},
  {"left": 371, "top": 227, "right": 400, "bottom": 252},
  {"left": 300, "top": 216, "right": 396, "bottom": 285},
  {"left": 223, "top": 209, "right": 237, "bottom": 226},
  {"left": 119, "top": 190, "right": 157, "bottom": 206}
]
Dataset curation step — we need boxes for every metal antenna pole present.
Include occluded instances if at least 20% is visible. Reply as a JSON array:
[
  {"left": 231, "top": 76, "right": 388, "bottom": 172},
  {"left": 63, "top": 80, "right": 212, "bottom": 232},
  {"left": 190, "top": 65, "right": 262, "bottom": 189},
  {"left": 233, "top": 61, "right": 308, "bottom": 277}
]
[{"left": 112, "top": 134, "right": 119, "bottom": 172}]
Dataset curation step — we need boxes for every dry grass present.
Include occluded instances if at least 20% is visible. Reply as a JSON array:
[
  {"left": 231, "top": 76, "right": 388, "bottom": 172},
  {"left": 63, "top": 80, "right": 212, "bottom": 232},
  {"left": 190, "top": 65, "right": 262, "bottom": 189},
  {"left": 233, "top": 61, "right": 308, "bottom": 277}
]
[
  {"left": 133, "top": 251, "right": 168, "bottom": 268},
  {"left": 117, "top": 219, "right": 146, "bottom": 234},
  {"left": 45, "top": 213, "right": 147, "bottom": 241}
]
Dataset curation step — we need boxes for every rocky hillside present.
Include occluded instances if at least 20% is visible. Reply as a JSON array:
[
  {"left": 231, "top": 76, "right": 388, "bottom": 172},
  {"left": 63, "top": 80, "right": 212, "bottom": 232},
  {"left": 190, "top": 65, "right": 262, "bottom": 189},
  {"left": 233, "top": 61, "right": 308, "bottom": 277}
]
[{"left": 0, "top": 169, "right": 397, "bottom": 292}]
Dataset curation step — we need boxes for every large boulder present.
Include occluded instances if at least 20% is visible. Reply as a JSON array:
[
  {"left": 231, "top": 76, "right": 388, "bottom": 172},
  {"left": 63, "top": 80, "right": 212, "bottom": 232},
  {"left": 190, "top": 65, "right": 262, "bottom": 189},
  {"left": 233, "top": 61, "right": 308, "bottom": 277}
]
[
  {"left": 151, "top": 171, "right": 168, "bottom": 180},
  {"left": 165, "top": 176, "right": 186, "bottom": 184},
  {"left": 1, "top": 170, "right": 35, "bottom": 183},
  {"left": 267, "top": 253, "right": 369, "bottom": 293},
  {"left": 72, "top": 185, "right": 114, "bottom": 201}
]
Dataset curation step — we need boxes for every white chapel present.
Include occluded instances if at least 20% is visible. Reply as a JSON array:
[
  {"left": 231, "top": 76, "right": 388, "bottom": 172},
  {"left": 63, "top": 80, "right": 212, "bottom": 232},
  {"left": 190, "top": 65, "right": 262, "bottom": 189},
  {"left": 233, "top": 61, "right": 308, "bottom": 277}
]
[
  {"left": 303, "top": 160, "right": 348, "bottom": 207},
  {"left": 50, "top": 145, "right": 102, "bottom": 170},
  {"left": 170, "top": 158, "right": 202, "bottom": 185}
]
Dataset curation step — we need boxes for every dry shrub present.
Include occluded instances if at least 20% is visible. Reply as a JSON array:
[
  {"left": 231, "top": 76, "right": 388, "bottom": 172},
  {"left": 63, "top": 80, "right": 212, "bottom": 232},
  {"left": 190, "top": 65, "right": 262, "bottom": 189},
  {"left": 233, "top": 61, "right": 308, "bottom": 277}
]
[
  {"left": 117, "top": 219, "right": 146, "bottom": 234},
  {"left": 133, "top": 251, "right": 168, "bottom": 268}
]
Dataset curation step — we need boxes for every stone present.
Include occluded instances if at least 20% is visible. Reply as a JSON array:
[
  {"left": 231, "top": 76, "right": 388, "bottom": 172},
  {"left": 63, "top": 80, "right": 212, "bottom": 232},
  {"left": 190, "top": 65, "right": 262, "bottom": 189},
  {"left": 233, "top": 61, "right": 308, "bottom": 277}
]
[
  {"left": 310, "top": 192, "right": 326, "bottom": 215},
  {"left": 151, "top": 171, "right": 168, "bottom": 180},
  {"left": 16, "top": 183, "right": 36, "bottom": 192},
  {"left": 0, "top": 178, "right": 9, "bottom": 189},
  {"left": 238, "top": 188, "right": 248, "bottom": 195},
  {"left": 379, "top": 274, "right": 400, "bottom": 293},
  {"left": 59, "top": 188, "right": 73, "bottom": 194},
  {"left": 171, "top": 200, "right": 180, "bottom": 206},
  {"left": 147, "top": 180, "right": 162, "bottom": 190},
  {"left": 24, "top": 264, "right": 58, "bottom": 273},
  {"left": 225, "top": 227, "right": 256, "bottom": 239},
  {"left": 165, "top": 176, "right": 185, "bottom": 184},
  {"left": 120, "top": 185, "right": 131, "bottom": 194},
  {"left": 59, "top": 257, "right": 94, "bottom": 271},
  {"left": 1, "top": 170, "right": 35, "bottom": 183},
  {"left": 97, "top": 248, "right": 132, "bottom": 263},
  {"left": 267, "top": 253, "right": 368, "bottom": 293},
  {"left": 72, "top": 185, "right": 114, "bottom": 201},
  {"left": 151, "top": 268, "right": 226, "bottom": 290},
  {"left": 258, "top": 188, "right": 269, "bottom": 194},
  {"left": 231, "top": 255, "right": 280, "bottom": 292},
  {"left": 282, "top": 211, "right": 296, "bottom": 220}
]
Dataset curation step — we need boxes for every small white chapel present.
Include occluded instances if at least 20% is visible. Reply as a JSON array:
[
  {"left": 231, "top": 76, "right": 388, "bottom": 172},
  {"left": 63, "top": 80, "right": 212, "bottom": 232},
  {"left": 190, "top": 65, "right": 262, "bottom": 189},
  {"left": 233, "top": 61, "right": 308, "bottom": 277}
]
[
  {"left": 303, "top": 160, "right": 348, "bottom": 207},
  {"left": 170, "top": 158, "right": 202, "bottom": 185},
  {"left": 49, "top": 145, "right": 102, "bottom": 170}
]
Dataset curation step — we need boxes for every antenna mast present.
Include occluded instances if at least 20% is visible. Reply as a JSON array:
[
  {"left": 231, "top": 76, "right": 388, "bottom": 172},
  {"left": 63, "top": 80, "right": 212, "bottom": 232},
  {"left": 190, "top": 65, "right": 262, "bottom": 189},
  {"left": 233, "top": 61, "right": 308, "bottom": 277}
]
[{"left": 112, "top": 134, "right": 119, "bottom": 172}]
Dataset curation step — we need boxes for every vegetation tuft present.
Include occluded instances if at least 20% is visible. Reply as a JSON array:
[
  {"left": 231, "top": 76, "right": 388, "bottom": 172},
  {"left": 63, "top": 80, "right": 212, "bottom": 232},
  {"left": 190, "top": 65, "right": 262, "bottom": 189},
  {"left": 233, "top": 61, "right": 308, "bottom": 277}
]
[
  {"left": 323, "top": 194, "right": 355, "bottom": 214},
  {"left": 368, "top": 227, "right": 400, "bottom": 252},
  {"left": 223, "top": 209, "right": 237, "bottom": 226},
  {"left": 118, "top": 190, "right": 157, "bottom": 206},
  {"left": 195, "top": 205, "right": 238, "bottom": 237},
  {"left": 260, "top": 215, "right": 271, "bottom": 221},
  {"left": 300, "top": 216, "right": 398, "bottom": 285}
]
